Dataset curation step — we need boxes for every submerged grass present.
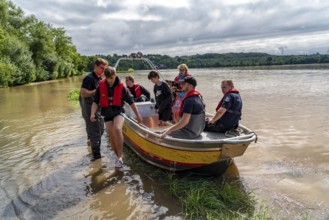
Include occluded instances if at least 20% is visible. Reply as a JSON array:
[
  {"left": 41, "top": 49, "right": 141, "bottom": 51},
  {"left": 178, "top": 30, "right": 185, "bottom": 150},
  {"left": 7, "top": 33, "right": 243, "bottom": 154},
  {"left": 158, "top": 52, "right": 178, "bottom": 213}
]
[
  {"left": 67, "top": 88, "right": 80, "bottom": 101},
  {"left": 123, "top": 147, "right": 274, "bottom": 219},
  {"left": 168, "top": 174, "right": 256, "bottom": 219}
]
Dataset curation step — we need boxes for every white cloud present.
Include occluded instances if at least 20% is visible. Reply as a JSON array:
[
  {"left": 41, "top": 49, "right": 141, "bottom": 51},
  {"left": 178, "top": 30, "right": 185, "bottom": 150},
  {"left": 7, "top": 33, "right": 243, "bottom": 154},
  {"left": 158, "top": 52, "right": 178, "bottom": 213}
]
[
  {"left": 102, "top": 11, "right": 162, "bottom": 21},
  {"left": 10, "top": 0, "right": 329, "bottom": 55}
]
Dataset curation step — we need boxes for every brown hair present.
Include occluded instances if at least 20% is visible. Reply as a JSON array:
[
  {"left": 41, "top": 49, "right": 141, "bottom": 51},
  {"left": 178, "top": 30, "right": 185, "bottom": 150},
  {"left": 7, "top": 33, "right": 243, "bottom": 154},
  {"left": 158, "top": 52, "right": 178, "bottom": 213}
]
[
  {"left": 94, "top": 58, "right": 108, "bottom": 66},
  {"left": 221, "top": 80, "right": 234, "bottom": 88},
  {"left": 104, "top": 66, "right": 116, "bottom": 78},
  {"left": 125, "top": 75, "right": 135, "bottom": 82},
  {"left": 148, "top": 70, "right": 159, "bottom": 79}
]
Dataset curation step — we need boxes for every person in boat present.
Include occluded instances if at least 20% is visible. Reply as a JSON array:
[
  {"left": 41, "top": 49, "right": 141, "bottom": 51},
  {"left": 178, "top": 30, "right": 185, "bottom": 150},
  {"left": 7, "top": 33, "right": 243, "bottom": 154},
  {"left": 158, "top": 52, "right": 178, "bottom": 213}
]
[
  {"left": 79, "top": 58, "right": 108, "bottom": 161},
  {"left": 160, "top": 76, "right": 205, "bottom": 139},
  {"left": 125, "top": 75, "right": 151, "bottom": 102},
  {"left": 148, "top": 70, "right": 173, "bottom": 126},
  {"left": 204, "top": 80, "right": 242, "bottom": 133},
  {"left": 171, "top": 64, "right": 192, "bottom": 123},
  {"left": 90, "top": 66, "right": 143, "bottom": 167}
]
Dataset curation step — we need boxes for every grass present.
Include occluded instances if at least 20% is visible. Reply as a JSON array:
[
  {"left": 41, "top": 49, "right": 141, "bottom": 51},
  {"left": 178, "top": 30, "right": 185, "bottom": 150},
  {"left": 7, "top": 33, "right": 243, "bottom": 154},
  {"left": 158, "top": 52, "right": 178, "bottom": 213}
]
[
  {"left": 168, "top": 174, "right": 257, "bottom": 219},
  {"left": 123, "top": 147, "right": 276, "bottom": 219},
  {"left": 128, "top": 68, "right": 135, "bottom": 72},
  {"left": 67, "top": 88, "right": 80, "bottom": 101}
]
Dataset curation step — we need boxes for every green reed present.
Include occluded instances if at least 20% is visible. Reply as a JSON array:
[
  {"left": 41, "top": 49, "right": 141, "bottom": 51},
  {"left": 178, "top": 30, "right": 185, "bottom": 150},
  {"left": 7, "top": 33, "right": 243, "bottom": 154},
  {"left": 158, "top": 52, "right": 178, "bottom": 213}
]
[
  {"left": 67, "top": 88, "right": 80, "bottom": 101},
  {"left": 123, "top": 147, "right": 275, "bottom": 219}
]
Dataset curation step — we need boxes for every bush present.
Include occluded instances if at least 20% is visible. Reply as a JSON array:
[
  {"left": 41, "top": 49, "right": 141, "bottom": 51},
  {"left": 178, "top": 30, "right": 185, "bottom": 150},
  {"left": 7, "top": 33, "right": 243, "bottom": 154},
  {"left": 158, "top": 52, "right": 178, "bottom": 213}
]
[
  {"left": 128, "top": 68, "right": 135, "bottom": 73},
  {"left": 0, "top": 61, "right": 15, "bottom": 87},
  {"left": 67, "top": 88, "right": 80, "bottom": 101}
]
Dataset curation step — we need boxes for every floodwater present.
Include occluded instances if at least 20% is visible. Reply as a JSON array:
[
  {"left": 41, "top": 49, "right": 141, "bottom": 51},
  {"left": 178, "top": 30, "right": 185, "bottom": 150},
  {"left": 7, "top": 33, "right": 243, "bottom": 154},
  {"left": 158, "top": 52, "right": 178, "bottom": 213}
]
[{"left": 0, "top": 66, "right": 329, "bottom": 219}]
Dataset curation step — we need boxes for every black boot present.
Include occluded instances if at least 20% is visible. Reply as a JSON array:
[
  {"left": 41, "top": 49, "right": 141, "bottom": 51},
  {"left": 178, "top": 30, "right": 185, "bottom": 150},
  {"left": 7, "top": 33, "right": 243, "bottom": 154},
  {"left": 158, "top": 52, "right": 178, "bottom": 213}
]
[{"left": 91, "top": 142, "right": 101, "bottom": 161}]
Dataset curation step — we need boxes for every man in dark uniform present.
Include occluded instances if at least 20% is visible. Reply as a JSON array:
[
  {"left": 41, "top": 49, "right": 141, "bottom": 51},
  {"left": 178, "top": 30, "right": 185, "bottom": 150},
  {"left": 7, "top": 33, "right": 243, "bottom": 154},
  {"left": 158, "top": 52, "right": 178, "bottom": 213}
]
[
  {"left": 160, "top": 77, "right": 205, "bottom": 139},
  {"left": 204, "top": 79, "right": 242, "bottom": 133},
  {"left": 125, "top": 75, "right": 151, "bottom": 102},
  {"left": 79, "top": 58, "right": 108, "bottom": 161}
]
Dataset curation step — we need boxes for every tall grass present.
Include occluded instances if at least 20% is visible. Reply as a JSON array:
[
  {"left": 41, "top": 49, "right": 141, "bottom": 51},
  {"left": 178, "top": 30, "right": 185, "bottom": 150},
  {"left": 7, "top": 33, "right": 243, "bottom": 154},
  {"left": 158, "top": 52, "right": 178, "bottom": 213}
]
[
  {"left": 67, "top": 88, "right": 80, "bottom": 101},
  {"left": 123, "top": 147, "right": 274, "bottom": 219}
]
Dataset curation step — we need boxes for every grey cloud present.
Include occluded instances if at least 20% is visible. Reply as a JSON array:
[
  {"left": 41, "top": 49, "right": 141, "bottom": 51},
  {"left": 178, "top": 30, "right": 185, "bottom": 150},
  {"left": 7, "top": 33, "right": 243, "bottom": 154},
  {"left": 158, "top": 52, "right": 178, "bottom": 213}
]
[{"left": 11, "top": 0, "right": 329, "bottom": 55}]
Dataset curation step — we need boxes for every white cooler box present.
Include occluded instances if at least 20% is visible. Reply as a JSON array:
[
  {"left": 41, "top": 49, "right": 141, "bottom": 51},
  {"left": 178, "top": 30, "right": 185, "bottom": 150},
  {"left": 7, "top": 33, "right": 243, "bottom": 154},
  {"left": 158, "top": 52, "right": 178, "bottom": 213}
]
[{"left": 125, "top": 101, "right": 157, "bottom": 118}]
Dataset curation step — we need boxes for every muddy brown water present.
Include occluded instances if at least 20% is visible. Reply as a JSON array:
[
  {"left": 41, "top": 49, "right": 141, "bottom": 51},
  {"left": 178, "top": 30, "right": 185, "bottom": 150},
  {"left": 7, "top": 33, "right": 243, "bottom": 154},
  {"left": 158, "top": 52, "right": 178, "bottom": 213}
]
[{"left": 0, "top": 66, "right": 328, "bottom": 219}]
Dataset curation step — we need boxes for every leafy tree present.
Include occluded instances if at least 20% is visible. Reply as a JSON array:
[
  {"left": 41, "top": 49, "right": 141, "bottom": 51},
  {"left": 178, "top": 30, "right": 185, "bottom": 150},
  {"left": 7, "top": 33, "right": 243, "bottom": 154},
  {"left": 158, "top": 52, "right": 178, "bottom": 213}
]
[{"left": 0, "top": 0, "right": 87, "bottom": 87}]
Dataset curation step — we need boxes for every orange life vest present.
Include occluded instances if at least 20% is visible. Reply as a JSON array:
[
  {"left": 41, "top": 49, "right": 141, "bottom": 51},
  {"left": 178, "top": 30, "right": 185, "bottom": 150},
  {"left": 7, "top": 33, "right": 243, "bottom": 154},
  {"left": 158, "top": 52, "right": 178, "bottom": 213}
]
[
  {"left": 99, "top": 79, "right": 124, "bottom": 107},
  {"left": 128, "top": 83, "right": 142, "bottom": 98},
  {"left": 174, "top": 73, "right": 191, "bottom": 90}
]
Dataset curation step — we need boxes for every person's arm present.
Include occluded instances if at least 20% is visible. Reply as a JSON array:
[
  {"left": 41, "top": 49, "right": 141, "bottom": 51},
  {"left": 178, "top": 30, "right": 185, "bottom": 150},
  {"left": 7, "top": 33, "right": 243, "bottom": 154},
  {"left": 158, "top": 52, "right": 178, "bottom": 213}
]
[
  {"left": 141, "top": 86, "right": 151, "bottom": 101},
  {"left": 81, "top": 88, "right": 96, "bottom": 98},
  {"left": 160, "top": 113, "right": 191, "bottom": 138},
  {"left": 80, "top": 77, "right": 96, "bottom": 98},
  {"left": 90, "top": 87, "right": 100, "bottom": 122},
  {"left": 90, "top": 102, "right": 99, "bottom": 122},
  {"left": 130, "top": 103, "right": 143, "bottom": 124},
  {"left": 209, "top": 107, "right": 227, "bottom": 124}
]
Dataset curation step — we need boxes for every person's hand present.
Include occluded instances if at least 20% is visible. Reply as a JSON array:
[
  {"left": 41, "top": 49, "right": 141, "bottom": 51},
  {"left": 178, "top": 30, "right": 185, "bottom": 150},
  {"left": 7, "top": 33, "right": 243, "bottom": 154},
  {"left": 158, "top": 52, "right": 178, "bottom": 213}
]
[
  {"left": 90, "top": 114, "right": 96, "bottom": 122},
  {"left": 208, "top": 118, "right": 215, "bottom": 125},
  {"left": 171, "top": 86, "right": 177, "bottom": 93},
  {"left": 160, "top": 129, "right": 171, "bottom": 138}
]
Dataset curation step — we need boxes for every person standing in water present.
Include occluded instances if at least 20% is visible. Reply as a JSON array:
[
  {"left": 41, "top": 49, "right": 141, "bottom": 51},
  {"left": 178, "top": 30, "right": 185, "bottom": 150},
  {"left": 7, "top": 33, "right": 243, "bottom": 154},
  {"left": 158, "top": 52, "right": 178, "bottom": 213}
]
[
  {"left": 90, "top": 66, "right": 143, "bottom": 167},
  {"left": 79, "top": 58, "right": 108, "bottom": 161}
]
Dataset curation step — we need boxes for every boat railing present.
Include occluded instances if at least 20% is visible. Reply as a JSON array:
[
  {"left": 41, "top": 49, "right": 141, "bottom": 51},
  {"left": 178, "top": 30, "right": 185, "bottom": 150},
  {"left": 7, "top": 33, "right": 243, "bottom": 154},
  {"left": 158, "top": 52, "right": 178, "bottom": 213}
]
[
  {"left": 114, "top": 56, "right": 166, "bottom": 80},
  {"left": 127, "top": 116, "right": 257, "bottom": 144}
]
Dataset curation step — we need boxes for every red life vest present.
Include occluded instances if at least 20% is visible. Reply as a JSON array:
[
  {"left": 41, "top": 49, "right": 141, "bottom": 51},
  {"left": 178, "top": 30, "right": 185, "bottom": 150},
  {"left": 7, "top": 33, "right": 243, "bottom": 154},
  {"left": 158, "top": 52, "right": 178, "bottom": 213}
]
[
  {"left": 174, "top": 73, "right": 191, "bottom": 90},
  {"left": 99, "top": 79, "right": 124, "bottom": 107},
  {"left": 215, "top": 88, "right": 239, "bottom": 111},
  {"left": 179, "top": 90, "right": 201, "bottom": 116},
  {"left": 127, "top": 83, "right": 142, "bottom": 98}
]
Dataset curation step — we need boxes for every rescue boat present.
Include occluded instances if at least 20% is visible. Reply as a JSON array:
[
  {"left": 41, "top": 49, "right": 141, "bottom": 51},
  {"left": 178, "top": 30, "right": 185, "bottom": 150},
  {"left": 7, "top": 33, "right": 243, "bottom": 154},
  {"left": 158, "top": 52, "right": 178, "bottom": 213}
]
[{"left": 115, "top": 53, "right": 257, "bottom": 175}]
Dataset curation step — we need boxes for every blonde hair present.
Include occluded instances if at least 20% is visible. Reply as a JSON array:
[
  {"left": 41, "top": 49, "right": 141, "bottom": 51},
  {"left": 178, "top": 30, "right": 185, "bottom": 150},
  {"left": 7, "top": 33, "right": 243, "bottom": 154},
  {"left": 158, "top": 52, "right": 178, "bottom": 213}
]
[{"left": 177, "top": 64, "right": 188, "bottom": 73}]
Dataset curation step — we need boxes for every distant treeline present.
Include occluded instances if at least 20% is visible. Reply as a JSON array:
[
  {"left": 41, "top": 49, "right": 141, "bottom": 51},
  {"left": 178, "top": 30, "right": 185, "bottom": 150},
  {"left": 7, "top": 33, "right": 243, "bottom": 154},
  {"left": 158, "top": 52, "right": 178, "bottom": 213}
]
[
  {"left": 1, "top": 0, "right": 329, "bottom": 87},
  {"left": 92, "top": 52, "right": 329, "bottom": 71}
]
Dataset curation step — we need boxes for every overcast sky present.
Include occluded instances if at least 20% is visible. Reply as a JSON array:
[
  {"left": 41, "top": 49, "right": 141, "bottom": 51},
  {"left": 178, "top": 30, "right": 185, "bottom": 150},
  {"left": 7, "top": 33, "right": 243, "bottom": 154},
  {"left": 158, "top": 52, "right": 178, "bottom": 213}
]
[{"left": 10, "top": 0, "right": 329, "bottom": 56}]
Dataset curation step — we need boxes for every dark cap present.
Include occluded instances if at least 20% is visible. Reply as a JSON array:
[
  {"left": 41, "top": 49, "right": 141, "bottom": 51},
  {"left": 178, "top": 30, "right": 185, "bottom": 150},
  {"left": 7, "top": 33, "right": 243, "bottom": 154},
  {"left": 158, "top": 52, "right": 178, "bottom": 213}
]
[{"left": 183, "top": 76, "right": 197, "bottom": 87}]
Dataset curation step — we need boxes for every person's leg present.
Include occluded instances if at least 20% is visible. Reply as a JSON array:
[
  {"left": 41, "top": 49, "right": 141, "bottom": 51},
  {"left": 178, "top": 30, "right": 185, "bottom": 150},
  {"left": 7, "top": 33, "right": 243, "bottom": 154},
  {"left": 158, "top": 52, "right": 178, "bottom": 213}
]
[
  {"left": 204, "top": 121, "right": 229, "bottom": 133},
  {"left": 162, "top": 108, "right": 173, "bottom": 126},
  {"left": 112, "top": 115, "right": 124, "bottom": 159},
  {"left": 87, "top": 119, "right": 102, "bottom": 159},
  {"left": 172, "top": 95, "right": 181, "bottom": 123},
  {"left": 80, "top": 98, "right": 92, "bottom": 144},
  {"left": 158, "top": 110, "right": 163, "bottom": 126},
  {"left": 98, "top": 113, "right": 105, "bottom": 136},
  {"left": 105, "top": 121, "right": 117, "bottom": 155}
]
